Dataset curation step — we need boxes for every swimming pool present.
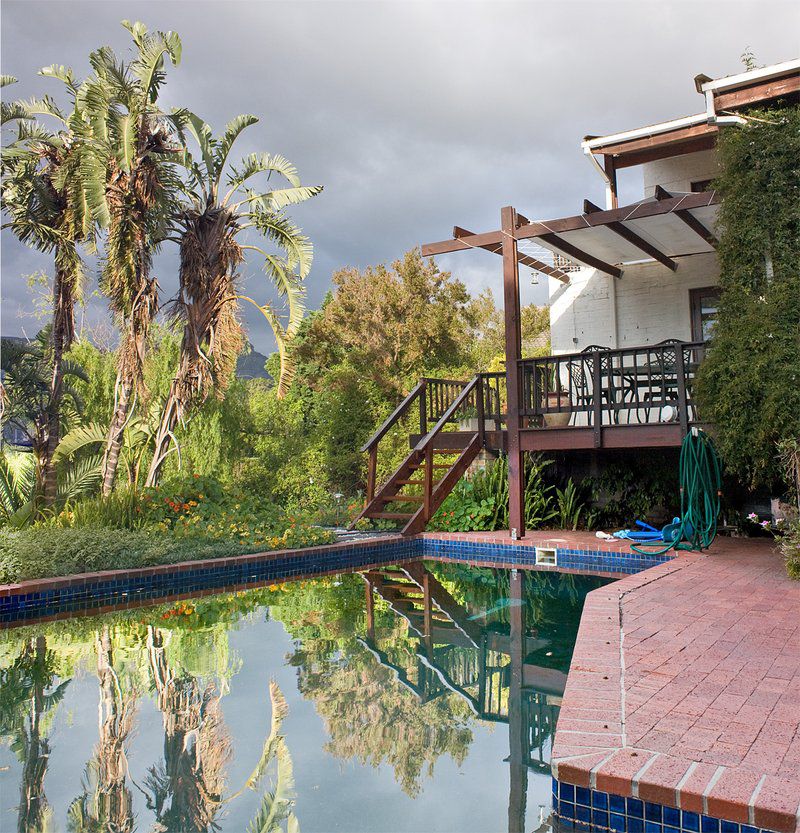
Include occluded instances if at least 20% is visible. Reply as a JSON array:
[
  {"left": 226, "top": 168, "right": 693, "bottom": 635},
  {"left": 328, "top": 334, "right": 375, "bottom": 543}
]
[{"left": 0, "top": 560, "right": 608, "bottom": 832}]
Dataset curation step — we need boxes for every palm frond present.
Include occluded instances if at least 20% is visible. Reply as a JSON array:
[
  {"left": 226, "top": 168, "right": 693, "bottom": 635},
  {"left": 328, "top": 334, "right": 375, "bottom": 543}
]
[
  {"left": 58, "top": 454, "right": 103, "bottom": 502},
  {"left": 238, "top": 185, "right": 322, "bottom": 213},
  {"left": 0, "top": 453, "right": 35, "bottom": 524},
  {"left": 238, "top": 296, "right": 298, "bottom": 397},
  {"left": 0, "top": 74, "right": 18, "bottom": 88},
  {"left": 214, "top": 114, "right": 258, "bottom": 186},
  {"left": 247, "top": 211, "right": 314, "bottom": 280},
  {"left": 39, "top": 64, "right": 78, "bottom": 93},
  {"left": 122, "top": 21, "right": 182, "bottom": 101},
  {"left": 52, "top": 423, "right": 107, "bottom": 463},
  {"left": 225, "top": 153, "right": 301, "bottom": 197},
  {"left": 183, "top": 112, "right": 217, "bottom": 181}
]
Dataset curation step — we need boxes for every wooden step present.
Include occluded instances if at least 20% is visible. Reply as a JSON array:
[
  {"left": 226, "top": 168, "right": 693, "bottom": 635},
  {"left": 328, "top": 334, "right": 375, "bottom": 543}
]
[
  {"left": 407, "top": 462, "right": 451, "bottom": 471},
  {"left": 396, "top": 479, "right": 424, "bottom": 486},
  {"left": 369, "top": 512, "right": 414, "bottom": 520},
  {"left": 380, "top": 583, "right": 422, "bottom": 592},
  {"left": 378, "top": 494, "right": 424, "bottom": 503}
]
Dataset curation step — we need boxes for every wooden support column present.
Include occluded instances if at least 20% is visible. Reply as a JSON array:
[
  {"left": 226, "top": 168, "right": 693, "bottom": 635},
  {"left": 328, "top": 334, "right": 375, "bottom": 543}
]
[
  {"left": 508, "top": 569, "right": 527, "bottom": 833},
  {"left": 604, "top": 155, "right": 618, "bottom": 209},
  {"left": 501, "top": 206, "right": 525, "bottom": 538}
]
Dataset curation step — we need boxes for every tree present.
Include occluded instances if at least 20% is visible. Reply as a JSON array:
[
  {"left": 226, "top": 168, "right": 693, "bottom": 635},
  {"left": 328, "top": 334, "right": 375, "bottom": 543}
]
[
  {"left": 1, "top": 70, "right": 96, "bottom": 507},
  {"left": 297, "top": 249, "right": 473, "bottom": 396},
  {"left": 696, "top": 105, "right": 800, "bottom": 488},
  {"left": 83, "top": 21, "right": 183, "bottom": 495},
  {"left": 144, "top": 113, "right": 321, "bottom": 486},
  {"left": 0, "top": 332, "right": 102, "bottom": 519}
]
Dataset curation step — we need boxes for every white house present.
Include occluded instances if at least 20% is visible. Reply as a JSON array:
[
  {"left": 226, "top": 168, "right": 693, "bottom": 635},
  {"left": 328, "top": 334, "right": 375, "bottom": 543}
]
[{"left": 548, "top": 59, "right": 799, "bottom": 355}]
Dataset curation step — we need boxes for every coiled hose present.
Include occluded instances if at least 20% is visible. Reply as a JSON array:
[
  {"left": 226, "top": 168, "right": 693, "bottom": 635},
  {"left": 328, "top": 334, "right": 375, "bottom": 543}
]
[{"left": 632, "top": 428, "right": 722, "bottom": 556}]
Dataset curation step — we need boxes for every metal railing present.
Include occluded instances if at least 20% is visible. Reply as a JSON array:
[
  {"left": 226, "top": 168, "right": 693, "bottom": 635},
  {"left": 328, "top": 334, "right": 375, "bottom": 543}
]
[{"left": 519, "top": 340, "right": 706, "bottom": 432}]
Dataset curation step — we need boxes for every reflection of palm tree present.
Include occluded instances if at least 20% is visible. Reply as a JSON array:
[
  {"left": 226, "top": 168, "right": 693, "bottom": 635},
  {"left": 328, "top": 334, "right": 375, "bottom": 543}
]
[
  {"left": 226, "top": 681, "right": 300, "bottom": 833},
  {"left": 67, "top": 625, "right": 137, "bottom": 832},
  {"left": 144, "top": 625, "right": 232, "bottom": 832},
  {"left": 0, "top": 636, "right": 68, "bottom": 833}
]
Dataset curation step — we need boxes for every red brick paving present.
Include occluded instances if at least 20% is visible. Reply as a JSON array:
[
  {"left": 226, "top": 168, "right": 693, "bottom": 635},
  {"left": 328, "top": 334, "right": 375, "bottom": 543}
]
[{"left": 551, "top": 538, "right": 800, "bottom": 833}]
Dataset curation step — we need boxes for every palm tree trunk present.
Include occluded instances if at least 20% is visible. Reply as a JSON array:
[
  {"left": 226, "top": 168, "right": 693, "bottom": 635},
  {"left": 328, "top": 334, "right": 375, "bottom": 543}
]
[
  {"left": 41, "top": 260, "right": 76, "bottom": 507},
  {"left": 101, "top": 379, "right": 132, "bottom": 496},
  {"left": 144, "top": 384, "right": 181, "bottom": 488}
]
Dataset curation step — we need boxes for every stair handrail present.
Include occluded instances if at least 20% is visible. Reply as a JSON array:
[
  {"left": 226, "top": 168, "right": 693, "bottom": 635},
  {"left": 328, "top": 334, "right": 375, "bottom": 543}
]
[
  {"left": 414, "top": 375, "right": 482, "bottom": 451},
  {"left": 360, "top": 380, "right": 426, "bottom": 454}
]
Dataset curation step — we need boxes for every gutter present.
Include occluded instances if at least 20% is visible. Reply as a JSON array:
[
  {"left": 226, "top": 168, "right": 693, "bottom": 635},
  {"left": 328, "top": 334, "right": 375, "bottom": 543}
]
[{"left": 581, "top": 103, "right": 746, "bottom": 200}]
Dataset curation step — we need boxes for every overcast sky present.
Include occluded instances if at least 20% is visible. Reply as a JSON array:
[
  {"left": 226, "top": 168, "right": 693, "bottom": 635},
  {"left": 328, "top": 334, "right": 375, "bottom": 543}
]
[{"left": 2, "top": 0, "right": 798, "bottom": 354}]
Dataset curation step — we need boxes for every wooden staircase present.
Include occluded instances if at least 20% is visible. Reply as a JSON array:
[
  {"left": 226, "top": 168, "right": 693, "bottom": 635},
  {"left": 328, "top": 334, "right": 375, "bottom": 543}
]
[
  {"left": 362, "top": 563, "right": 483, "bottom": 647},
  {"left": 352, "top": 375, "right": 487, "bottom": 535}
]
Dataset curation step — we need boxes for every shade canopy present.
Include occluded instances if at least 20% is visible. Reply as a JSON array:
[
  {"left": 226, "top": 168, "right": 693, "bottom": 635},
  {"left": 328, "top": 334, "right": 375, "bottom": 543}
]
[{"left": 421, "top": 188, "right": 720, "bottom": 280}]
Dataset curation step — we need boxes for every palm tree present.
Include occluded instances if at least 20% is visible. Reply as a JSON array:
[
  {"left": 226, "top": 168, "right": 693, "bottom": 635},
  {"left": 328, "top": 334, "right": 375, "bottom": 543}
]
[
  {"left": 80, "top": 21, "right": 183, "bottom": 495},
  {"left": 144, "top": 115, "right": 321, "bottom": 486},
  {"left": 0, "top": 332, "right": 101, "bottom": 520},
  {"left": 1, "top": 69, "right": 95, "bottom": 508}
]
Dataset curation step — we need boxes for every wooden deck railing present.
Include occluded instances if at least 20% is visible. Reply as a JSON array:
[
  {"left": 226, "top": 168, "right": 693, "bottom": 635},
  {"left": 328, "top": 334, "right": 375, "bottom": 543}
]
[
  {"left": 519, "top": 340, "right": 706, "bottom": 439},
  {"left": 359, "top": 342, "right": 706, "bottom": 500},
  {"left": 360, "top": 374, "right": 504, "bottom": 503}
]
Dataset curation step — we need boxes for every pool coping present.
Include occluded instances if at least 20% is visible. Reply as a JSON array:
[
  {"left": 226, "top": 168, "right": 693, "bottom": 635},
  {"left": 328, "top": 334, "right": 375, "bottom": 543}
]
[
  {"left": 0, "top": 529, "right": 672, "bottom": 627},
  {"left": 551, "top": 541, "right": 799, "bottom": 833}
]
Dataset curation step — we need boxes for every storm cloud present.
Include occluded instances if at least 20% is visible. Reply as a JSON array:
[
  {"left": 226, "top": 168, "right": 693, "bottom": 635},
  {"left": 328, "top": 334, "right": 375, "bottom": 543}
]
[{"left": 2, "top": 0, "right": 798, "bottom": 353}]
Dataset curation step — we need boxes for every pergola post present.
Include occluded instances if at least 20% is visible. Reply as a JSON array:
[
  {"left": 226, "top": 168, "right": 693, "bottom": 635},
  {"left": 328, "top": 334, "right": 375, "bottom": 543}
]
[{"left": 501, "top": 206, "right": 525, "bottom": 539}]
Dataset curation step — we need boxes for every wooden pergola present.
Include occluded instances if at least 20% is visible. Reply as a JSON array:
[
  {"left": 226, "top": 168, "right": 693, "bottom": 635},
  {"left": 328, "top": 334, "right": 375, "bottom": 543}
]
[{"left": 420, "top": 189, "right": 720, "bottom": 537}]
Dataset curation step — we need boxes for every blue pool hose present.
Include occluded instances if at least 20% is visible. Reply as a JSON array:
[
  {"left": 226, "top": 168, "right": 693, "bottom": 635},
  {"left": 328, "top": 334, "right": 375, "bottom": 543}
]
[{"left": 631, "top": 428, "right": 722, "bottom": 556}]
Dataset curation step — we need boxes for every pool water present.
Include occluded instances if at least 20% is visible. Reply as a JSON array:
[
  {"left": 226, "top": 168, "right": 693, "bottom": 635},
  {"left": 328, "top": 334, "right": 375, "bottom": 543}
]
[{"left": 0, "top": 560, "right": 608, "bottom": 833}]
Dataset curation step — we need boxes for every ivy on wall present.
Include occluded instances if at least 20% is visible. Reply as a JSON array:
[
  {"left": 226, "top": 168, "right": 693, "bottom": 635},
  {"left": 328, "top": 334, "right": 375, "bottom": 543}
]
[{"left": 697, "top": 105, "right": 800, "bottom": 489}]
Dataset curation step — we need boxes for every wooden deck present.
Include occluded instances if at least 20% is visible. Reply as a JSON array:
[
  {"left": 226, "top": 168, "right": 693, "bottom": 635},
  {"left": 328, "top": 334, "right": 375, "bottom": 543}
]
[{"left": 355, "top": 342, "right": 709, "bottom": 534}]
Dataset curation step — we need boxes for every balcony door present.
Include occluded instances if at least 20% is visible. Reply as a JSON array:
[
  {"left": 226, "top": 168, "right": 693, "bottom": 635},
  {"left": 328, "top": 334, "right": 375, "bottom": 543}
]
[{"left": 690, "top": 287, "right": 720, "bottom": 342}]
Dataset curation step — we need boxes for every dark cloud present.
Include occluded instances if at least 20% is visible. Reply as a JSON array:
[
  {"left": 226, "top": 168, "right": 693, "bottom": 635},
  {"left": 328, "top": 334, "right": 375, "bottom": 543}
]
[{"left": 2, "top": 0, "right": 798, "bottom": 353}]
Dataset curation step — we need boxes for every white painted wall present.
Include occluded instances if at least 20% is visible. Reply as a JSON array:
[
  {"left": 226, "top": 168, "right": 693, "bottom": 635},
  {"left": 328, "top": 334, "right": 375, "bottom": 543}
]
[
  {"left": 547, "top": 148, "right": 722, "bottom": 353},
  {"left": 642, "top": 148, "right": 720, "bottom": 196},
  {"left": 548, "top": 254, "right": 720, "bottom": 353}
]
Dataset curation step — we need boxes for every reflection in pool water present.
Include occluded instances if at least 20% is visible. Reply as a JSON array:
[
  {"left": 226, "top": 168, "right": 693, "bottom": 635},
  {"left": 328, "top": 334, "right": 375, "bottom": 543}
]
[{"left": 0, "top": 561, "right": 608, "bottom": 833}]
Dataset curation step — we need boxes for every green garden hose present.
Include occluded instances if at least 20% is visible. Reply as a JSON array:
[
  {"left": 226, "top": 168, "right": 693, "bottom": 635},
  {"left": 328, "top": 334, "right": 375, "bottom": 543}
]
[{"left": 631, "top": 428, "right": 722, "bottom": 556}]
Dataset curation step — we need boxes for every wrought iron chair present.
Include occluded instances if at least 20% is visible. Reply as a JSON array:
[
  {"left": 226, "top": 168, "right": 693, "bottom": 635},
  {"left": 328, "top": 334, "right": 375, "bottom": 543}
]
[{"left": 568, "top": 345, "right": 613, "bottom": 426}]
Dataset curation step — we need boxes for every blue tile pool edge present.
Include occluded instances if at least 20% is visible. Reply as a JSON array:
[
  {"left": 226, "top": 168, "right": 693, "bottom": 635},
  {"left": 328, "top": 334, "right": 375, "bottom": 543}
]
[
  {"left": 551, "top": 777, "right": 779, "bottom": 833},
  {"left": 0, "top": 534, "right": 673, "bottom": 625}
]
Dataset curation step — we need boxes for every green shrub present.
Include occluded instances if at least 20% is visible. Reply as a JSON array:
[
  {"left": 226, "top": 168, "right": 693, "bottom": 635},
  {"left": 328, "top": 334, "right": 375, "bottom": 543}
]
[
  {"left": 0, "top": 521, "right": 335, "bottom": 584},
  {"left": 430, "top": 454, "right": 575, "bottom": 532},
  {"left": 781, "top": 521, "right": 800, "bottom": 580}
]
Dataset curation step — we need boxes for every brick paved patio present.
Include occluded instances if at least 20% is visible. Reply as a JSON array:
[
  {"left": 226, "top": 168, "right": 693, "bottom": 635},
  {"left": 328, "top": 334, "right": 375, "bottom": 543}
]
[{"left": 551, "top": 538, "right": 800, "bottom": 833}]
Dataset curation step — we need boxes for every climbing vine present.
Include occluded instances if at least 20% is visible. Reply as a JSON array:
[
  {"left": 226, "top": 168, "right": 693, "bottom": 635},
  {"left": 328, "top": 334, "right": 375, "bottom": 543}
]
[{"left": 696, "top": 104, "right": 800, "bottom": 489}]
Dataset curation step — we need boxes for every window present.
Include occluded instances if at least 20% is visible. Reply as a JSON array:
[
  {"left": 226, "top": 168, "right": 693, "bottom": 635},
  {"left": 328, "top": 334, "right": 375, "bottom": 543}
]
[{"left": 690, "top": 287, "right": 721, "bottom": 341}]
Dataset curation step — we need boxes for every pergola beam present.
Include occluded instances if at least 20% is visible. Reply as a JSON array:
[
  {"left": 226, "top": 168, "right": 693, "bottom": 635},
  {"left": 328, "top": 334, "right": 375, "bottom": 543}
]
[
  {"left": 583, "top": 199, "right": 677, "bottom": 271},
  {"left": 538, "top": 233, "right": 622, "bottom": 279},
  {"left": 452, "top": 226, "right": 571, "bottom": 283},
  {"left": 514, "top": 189, "right": 719, "bottom": 239},
  {"left": 654, "top": 186, "right": 718, "bottom": 248},
  {"left": 421, "top": 229, "right": 504, "bottom": 256}
]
